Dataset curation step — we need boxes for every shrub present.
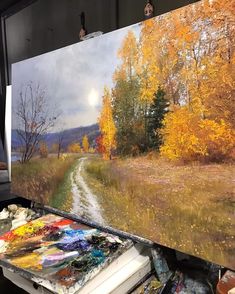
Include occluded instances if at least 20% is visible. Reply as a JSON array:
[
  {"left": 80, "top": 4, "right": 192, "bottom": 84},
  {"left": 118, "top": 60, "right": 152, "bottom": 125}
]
[{"left": 160, "top": 107, "right": 235, "bottom": 162}]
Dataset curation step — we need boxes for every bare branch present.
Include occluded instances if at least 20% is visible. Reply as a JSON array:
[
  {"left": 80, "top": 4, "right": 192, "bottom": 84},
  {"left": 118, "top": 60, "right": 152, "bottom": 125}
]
[{"left": 15, "top": 82, "right": 60, "bottom": 163}]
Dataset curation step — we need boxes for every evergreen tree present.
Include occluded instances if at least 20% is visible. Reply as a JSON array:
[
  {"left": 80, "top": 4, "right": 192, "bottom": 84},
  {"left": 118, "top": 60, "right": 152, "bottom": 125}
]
[{"left": 147, "top": 87, "right": 169, "bottom": 150}]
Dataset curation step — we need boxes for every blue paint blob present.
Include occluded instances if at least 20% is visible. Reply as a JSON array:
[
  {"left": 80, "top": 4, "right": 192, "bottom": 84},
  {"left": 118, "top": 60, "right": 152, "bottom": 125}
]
[
  {"left": 91, "top": 249, "right": 105, "bottom": 258},
  {"left": 56, "top": 240, "right": 90, "bottom": 252}
]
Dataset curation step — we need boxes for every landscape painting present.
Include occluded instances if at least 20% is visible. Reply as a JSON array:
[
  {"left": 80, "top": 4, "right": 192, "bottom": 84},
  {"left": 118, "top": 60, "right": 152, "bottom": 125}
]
[{"left": 12, "top": 0, "right": 235, "bottom": 269}]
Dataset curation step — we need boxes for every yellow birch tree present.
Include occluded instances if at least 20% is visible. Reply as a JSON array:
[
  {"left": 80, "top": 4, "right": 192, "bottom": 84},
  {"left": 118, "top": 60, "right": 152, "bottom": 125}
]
[
  {"left": 98, "top": 87, "right": 117, "bottom": 160},
  {"left": 82, "top": 135, "right": 89, "bottom": 153}
]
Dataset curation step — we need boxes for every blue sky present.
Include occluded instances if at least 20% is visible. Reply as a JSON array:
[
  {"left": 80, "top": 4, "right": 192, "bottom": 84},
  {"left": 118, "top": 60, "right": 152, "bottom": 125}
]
[{"left": 12, "top": 22, "right": 141, "bottom": 132}]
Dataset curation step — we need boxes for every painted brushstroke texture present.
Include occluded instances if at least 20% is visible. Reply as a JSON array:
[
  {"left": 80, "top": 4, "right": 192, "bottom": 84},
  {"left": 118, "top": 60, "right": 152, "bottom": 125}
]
[
  {"left": 0, "top": 214, "right": 131, "bottom": 293},
  {"left": 71, "top": 158, "right": 105, "bottom": 225},
  {"left": 11, "top": 0, "right": 235, "bottom": 270}
]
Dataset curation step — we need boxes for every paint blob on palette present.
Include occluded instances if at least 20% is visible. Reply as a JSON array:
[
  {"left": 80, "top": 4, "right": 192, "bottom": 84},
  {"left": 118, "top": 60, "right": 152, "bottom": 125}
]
[{"left": 0, "top": 214, "right": 132, "bottom": 292}]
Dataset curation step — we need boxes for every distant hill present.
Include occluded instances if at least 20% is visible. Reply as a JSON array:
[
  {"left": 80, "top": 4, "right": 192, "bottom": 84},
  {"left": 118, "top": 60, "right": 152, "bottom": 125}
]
[
  {"left": 12, "top": 130, "right": 22, "bottom": 150},
  {"left": 12, "top": 124, "right": 100, "bottom": 150}
]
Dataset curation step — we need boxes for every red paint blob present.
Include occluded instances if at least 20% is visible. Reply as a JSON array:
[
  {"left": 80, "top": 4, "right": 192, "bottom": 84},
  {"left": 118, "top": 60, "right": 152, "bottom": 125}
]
[
  {"left": 53, "top": 219, "right": 74, "bottom": 227},
  {"left": 0, "top": 231, "right": 16, "bottom": 241}
]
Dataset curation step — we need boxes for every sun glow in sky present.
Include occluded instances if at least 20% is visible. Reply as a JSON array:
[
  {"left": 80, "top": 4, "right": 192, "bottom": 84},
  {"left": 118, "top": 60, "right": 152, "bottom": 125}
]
[
  {"left": 12, "top": 22, "right": 141, "bottom": 130},
  {"left": 88, "top": 88, "right": 99, "bottom": 107}
]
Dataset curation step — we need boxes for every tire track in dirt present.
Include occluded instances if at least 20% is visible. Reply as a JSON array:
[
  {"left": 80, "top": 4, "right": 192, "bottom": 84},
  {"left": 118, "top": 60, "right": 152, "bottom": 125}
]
[{"left": 71, "top": 157, "right": 105, "bottom": 225}]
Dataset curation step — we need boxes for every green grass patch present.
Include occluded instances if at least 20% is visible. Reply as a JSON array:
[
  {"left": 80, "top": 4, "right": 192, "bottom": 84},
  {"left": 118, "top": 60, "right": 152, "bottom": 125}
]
[
  {"left": 49, "top": 159, "right": 78, "bottom": 211},
  {"left": 11, "top": 155, "right": 78, "bottom": 205}
]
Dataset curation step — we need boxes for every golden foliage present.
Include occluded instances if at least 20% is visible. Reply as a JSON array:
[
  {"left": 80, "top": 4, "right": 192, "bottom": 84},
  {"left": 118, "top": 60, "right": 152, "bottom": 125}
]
[
  {"left": 98, "top": 87, "right": 117, "bottom": 160},
  {"left": 82, "top": 135, "right": 89, "bottom": 153},
  {"left": 204, "top": 55, "right": 235, "bottom": 127},
  {"left": 117, "top": 30, "right": 138, "bottom": 80},
  {"left": 138, "top": 16, "right": 181, "bottom": 104},
  {"left": 68, "top": 142, "right": 81, "bottom": 153},
  {"left": 101, "top": 0, "right": 235, "bottom": 163},
  {"left": 89, "top": 147, "right": 95, "bottom": 154},
  {"left": 160, "top": 108, "right": 235, "bottom": 162}
]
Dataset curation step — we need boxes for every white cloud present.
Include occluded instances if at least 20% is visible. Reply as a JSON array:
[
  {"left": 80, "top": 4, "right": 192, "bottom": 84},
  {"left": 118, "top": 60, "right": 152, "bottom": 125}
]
[{"left": 12, "top": 22, "right": 141, "bottom": 131}]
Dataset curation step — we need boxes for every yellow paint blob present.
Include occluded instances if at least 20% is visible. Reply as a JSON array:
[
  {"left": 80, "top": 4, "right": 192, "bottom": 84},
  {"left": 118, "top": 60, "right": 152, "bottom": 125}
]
[
  {"left": 11, "top": 252, "right": 42, "bottom": 271},
  {"left": 14, "top": 220, "right": 45, "bottom": 237}
]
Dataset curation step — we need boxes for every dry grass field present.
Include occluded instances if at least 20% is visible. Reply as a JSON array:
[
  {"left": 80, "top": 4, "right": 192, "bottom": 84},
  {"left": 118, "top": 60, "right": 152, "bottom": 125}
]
[{"left": 84, "top": 155, "right": 235, "bottom": 268}]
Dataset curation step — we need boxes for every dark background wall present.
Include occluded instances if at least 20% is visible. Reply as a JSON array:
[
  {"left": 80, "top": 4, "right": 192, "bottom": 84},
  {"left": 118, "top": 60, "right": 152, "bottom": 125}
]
[
  {"left": 0, "top": 0, "right": 199, "bottom": 164},
  {"left": 4, "top": 0, "right": 199, "bottom": 82}
]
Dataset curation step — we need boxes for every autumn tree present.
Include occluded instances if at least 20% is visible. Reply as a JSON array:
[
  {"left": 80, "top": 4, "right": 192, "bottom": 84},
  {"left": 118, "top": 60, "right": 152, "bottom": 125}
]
[
  {"left": 82, "top": 135, "right": 89, "bottom": 153},
  {"left": 68, "top": 142, "right": 81, "bottom": 153},
  {"left": 172, "top": 0, "right": 235, "bottom": 119},
  {"left": 96, "top": 135, "right": 106, "bottom": 155},
  {"left": 112, "top": 78, "right": 144, "bottom": 155},
  {"left": 138, "top": 17, "right": 182, "bottom": 106},
  {"left": 142, "top": 0, "right": 234, "bottom": 162},
  {"left": 110, "top": 0, "right": 235, "bottom": 162},
  {"left": 39, "top": 141, "right": 48, "bottom": 158},
  {"left": 15, "top": 82, "right": 59, "bottom": 163},
  {"left": 98, "top": 87, "right": 117, "bottom": 160},
  {"left": 117, "top": 30, "right": 138, "bottom": 80},
  {"left": 160, "top": 108, "right": 235, "bottom": 163},
  {"left": 112, "top": 30, "right": 146, "bottom": 155},
  {"left": 200, "top": 0, "right": 235, "bottom": 127}
]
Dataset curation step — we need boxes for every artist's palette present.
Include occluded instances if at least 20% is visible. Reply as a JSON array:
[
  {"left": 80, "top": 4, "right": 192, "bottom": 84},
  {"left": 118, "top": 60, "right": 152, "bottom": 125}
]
[{"left": 0, "top": 214, "right": 132, "bottom": 293}]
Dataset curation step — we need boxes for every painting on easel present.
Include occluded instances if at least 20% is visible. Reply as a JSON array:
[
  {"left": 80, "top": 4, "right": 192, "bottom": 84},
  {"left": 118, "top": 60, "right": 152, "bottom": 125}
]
[{"left": 11, "top": 0, "right": 235, "bottom": 269}]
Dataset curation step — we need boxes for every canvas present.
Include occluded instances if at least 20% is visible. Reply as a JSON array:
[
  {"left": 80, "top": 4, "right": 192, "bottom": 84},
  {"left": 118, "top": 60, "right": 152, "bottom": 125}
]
[{"left": 11, "top": 0, "right": 235, "bottom": 269}]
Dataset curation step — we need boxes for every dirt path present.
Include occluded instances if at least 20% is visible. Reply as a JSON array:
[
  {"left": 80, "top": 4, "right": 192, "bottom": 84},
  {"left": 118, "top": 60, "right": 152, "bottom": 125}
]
[{"left": 71, "top": 157, "right": 105, "bottom": 225}]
